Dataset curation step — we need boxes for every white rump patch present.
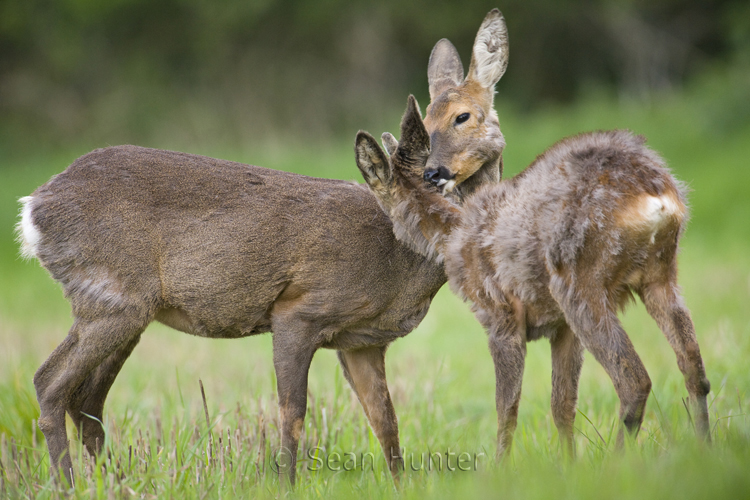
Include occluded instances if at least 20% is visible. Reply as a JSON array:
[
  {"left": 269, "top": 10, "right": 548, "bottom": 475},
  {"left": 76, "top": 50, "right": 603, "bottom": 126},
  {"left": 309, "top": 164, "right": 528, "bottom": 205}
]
[
  {"left": 640, "top": 195, "right": 682, "bottom": 226},
  {"left": 16, "top": 196, "right": 41, "bottom": 260},
  {"left": 620, "top": 193, "right": 685, "bottom": 243}
]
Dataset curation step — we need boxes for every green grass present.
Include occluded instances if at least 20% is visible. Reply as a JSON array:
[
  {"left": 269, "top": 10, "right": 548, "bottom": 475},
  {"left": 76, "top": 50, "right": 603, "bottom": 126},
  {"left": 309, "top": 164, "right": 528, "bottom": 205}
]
[{"left": 1, "top": 87, "right": 750, "bottom": 498}]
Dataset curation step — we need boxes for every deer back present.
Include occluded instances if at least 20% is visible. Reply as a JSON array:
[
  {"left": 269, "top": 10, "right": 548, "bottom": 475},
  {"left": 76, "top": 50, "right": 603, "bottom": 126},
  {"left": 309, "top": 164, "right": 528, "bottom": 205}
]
[
  {"left": 21, "top": 145, "right": 445, "bottom": 346},
  {"left": 446, "top": 130, "right": 688, "bottom": 328},
  {"left": 358, "top": 100, "right": 687, "bottom": 335}
]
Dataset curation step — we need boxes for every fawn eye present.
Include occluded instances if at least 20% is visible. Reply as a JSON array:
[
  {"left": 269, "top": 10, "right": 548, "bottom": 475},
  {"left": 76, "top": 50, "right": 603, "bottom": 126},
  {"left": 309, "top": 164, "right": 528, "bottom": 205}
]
[{"left": 455, "top": 113, "right": 470, "bottom": 124}]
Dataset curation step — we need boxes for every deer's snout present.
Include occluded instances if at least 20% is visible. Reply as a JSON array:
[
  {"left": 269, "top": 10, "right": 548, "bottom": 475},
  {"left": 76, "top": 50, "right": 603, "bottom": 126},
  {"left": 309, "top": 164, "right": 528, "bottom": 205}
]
[{"left": 423, "top": 166, "right": 455, "bottom": 187}]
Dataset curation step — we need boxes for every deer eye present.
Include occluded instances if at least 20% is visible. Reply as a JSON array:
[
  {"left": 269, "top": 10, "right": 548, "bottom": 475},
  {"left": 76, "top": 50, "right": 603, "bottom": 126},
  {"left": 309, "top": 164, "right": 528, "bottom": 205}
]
[{"left": 455, "top": 113, "right": 470, "bottom": 124}]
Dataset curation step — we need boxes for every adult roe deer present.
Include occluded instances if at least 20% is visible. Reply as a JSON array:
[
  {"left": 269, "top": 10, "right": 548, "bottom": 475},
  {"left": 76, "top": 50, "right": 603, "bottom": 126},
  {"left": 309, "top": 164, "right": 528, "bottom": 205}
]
[
  {"left": 355, "top": 95, "right": 711, "bottom": 458},
  {"left": 16, "top": 9, "right": 510, "bottom": 486}
]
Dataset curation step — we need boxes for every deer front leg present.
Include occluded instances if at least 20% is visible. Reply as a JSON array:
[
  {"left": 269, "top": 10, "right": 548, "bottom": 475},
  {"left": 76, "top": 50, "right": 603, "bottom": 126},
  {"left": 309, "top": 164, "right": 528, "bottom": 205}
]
[
  {"left": 272, "top": 332, "right": 315, "bottom": 487},
  {"left": 485, "top": 300, "right": 527, "bottom": 459},
  {"left": 337, "top": 346, "right": 403, "bottom": 479},
  {"left": 550, "top": 323, "right": 584, "bottom": 459}
]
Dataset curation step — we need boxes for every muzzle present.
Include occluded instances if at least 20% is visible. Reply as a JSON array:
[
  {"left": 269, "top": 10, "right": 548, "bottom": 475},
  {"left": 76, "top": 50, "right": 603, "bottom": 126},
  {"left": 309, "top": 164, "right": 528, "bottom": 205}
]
[{"left": 423, "top": 166, "right": 455, "bottom": 185}]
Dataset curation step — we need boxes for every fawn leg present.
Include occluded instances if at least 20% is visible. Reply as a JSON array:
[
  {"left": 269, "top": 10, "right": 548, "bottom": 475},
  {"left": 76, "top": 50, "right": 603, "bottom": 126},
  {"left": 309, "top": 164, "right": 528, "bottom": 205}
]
[
  {"left": 272, "top": 331, "right": 315, "bottom": 487},
  {"left": 338, "top": 346, "right": 402, "bottom": 478},
  {"left": 34, "top": 314, "right": 147, "bottom": 485},
  {"left": 639, "top": 282, "right": 711, "bottom": 441},
  {"left": 550, "top": 323, "right": 584, "bottom": 458},
  {"left": 66, "top": 334, "right": 142, "bottom": 457},
  {"left": 486, "top": 300, "right": 527, "bottom": 459},
  {"left": 563, "top": 291, "right": 651, "bottom": 446},
  {"left": 551, "top": 282, "right": 651, "bottom": 446}
]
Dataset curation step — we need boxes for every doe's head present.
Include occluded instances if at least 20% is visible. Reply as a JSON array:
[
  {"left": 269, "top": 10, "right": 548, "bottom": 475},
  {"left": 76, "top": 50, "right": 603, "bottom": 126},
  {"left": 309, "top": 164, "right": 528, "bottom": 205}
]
[{"left": 423, "top": 8, "right": 509, "bottom": 196}]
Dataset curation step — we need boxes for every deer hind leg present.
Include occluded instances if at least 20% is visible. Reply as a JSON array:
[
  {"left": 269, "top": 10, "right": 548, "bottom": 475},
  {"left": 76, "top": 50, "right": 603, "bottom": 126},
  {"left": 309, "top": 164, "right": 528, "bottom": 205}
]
[
  {"left": 550, "top": 323, "right": 584, "bottom": 459},
  {"left": 551, "top": 282, "right": 651, "bottom": 446},
  {"left": 485, "top": 301, "right": 527, "bottom": 459},
  {"left": 66, "top": 334, "right": 142, "bottom": 458},
  {"left": 271, "top": 330, "right": 316, "bottom": 487},
  {"left": 639, "top": 281, "right": 711, "bottom": 441},
  {"left": 34, "top": 313, "right": 148, "bottom": 485},
  {"left": 337, "top": 346, "right": 402, "bottom": 479}
]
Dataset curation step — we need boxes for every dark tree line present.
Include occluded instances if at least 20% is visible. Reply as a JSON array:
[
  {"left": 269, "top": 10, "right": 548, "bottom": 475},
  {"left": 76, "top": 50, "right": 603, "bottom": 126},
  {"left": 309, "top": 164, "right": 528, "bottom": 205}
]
[{"left": 0, "top": 0, "right": 747, "bottom": 152}]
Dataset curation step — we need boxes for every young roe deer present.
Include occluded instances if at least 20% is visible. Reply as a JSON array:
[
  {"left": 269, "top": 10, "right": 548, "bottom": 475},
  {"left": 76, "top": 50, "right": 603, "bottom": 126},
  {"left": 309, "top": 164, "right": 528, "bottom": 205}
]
[
  {"left": 15, "top": 10, "right": 510, "bottom": 486},
  {"left": 355, "top": 95, "right": 711, "bottom": 458}
]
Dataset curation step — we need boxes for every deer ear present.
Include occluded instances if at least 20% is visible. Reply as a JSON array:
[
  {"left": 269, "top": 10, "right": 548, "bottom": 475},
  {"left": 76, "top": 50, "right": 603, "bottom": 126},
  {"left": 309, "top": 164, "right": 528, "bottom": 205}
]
[
  {"left": 396, "top": 95, "right": 430, "bottom": 163},
  {"left": 428, "top": 39, "right": 464, "bottom": 100},
  {"left": 466, "top": 9, "right": 509, "bottom": 90},
  {"left": 355, "top": 131, "right": 391, "bottom": 194},
  {"left": 381, "top": 132, "right": 398, "bottom": 157}
]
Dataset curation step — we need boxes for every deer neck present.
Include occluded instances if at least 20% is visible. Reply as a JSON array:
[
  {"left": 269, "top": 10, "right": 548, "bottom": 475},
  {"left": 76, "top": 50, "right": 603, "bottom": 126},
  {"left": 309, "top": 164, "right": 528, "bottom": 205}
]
[
  {"left": 449, "top": 155, "right": 503, "bottom": 201},
  {"left": 387, "top": 173, "right": 461, "bottom": 263}
]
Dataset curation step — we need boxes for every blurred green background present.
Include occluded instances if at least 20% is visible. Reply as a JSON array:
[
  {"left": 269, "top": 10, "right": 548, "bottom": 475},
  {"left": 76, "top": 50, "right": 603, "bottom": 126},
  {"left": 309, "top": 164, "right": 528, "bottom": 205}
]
[
  {"left": 1, "top": 0, "right": 749, "bottom": 156},
  {"left": 1, "top": 1, "right": 750, "bottom": 498}
]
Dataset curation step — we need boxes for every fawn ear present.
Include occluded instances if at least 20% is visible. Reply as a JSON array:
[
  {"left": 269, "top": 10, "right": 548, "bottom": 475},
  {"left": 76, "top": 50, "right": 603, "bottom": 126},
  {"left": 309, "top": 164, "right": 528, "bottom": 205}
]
[
  {"left": 428, "top": 39, "right": 464, "bottom": 100},
  {"left": 466, "top": 9, "right": 509, "bottom": 90},
  {"left": 381, "top": 132, "right": 398, "bottom": 157},
  {"left": 395, "top": 95, "right": 430, "bottom": 165},
  {"left": 355, "top": 131, "right": 391, "bottom": 195}
]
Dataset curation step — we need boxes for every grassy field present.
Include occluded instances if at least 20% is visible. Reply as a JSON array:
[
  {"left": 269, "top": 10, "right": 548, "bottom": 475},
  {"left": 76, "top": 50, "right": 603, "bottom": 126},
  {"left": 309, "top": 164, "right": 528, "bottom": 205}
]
[{"left": 1, "top": 87, "right": 749, "bottom": 498}]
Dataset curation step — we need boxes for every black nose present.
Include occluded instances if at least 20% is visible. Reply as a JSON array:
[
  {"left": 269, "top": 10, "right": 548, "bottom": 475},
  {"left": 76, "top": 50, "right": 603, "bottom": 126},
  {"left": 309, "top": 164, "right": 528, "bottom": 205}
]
[
  {"left": 423, "top": 169, "right": 441, "bottom": 183},
  {"left": 423, "top": 166, "right": 455, "bottom": 185}
]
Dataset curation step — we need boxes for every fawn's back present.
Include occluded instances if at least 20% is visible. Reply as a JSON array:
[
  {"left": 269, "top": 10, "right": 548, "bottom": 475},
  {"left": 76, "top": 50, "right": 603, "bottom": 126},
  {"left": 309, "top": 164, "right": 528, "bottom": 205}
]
[{"left": 448, "top": 130, "right": 687, "bottom": 337}]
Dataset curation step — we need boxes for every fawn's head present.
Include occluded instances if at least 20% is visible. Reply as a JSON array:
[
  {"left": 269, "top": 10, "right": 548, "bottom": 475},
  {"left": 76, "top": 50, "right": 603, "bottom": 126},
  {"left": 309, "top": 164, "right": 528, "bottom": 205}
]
[
  {"left": 356, "top": 95, "right": 455, "bottom": 260},
  {"left": 423, "top": 8, "right": 509, "bottom": 197},
  {"left": 355, "top": 95, "right": 430, "bottom": 209}
]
